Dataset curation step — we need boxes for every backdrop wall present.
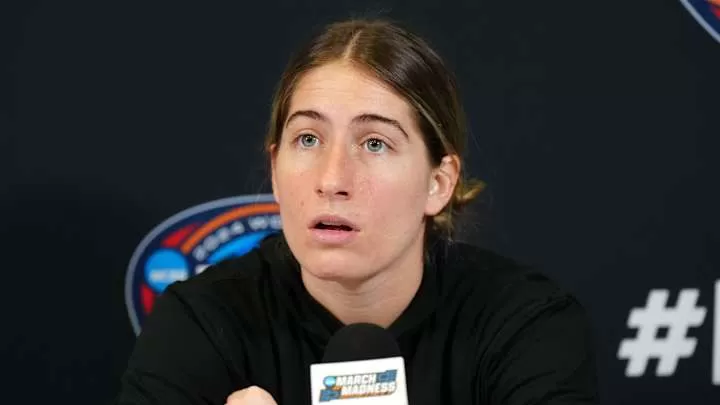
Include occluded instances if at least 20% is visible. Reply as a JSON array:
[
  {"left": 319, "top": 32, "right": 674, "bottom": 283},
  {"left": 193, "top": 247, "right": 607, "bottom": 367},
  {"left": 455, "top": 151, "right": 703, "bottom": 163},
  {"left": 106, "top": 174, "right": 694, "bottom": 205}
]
[{"left": 3, "top": 1, "right": 720, "bottom": 404}]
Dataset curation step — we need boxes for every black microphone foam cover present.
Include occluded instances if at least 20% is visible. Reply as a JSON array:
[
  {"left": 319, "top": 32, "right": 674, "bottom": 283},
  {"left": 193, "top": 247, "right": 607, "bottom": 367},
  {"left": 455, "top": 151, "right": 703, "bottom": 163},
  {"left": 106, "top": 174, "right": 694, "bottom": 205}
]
[{"left": 322, "top": 323, "right": 402, "bottom": 363}]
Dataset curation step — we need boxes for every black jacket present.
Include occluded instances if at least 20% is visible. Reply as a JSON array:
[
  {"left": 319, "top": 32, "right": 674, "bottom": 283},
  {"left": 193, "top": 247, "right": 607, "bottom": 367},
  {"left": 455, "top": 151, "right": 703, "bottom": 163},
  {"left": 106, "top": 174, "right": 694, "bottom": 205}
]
[{"left": 116, "top": 233, "right": 598, "bottom": 404}]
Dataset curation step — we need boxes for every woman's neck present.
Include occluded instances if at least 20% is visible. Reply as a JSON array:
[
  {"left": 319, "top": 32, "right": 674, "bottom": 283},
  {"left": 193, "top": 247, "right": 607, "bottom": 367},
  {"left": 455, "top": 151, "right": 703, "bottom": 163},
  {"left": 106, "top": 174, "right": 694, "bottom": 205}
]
[{"left": 300, "top": 240, "right": 425, "bottom": 329}]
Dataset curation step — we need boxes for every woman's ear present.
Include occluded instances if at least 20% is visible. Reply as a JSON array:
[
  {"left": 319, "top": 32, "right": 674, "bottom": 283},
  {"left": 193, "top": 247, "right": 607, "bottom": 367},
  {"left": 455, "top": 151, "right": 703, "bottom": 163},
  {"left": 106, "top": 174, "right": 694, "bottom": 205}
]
[
  {"left": 425, "top": 155, "right": 460, "bottom": 216},
  {"left": 269, "top": 143, "right": 280, "bottom": 203}
]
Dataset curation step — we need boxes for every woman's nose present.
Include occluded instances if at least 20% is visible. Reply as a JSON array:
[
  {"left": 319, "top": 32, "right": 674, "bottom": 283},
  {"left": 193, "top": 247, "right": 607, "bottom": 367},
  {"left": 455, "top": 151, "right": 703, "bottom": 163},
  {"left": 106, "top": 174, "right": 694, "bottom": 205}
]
[{"left": 315, "top": 143, "right": 353, "bottom": 199}]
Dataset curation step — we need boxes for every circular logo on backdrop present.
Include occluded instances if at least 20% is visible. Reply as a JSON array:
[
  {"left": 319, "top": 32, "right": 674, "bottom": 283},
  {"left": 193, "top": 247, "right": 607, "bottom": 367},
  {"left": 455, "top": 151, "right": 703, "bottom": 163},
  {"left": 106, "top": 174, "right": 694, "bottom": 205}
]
[
  {"left": 125, "top": 194, "right": 281, "bottom": 334},
  {"left": 681, "top": 0, "right": 720, "bottom": 44}
]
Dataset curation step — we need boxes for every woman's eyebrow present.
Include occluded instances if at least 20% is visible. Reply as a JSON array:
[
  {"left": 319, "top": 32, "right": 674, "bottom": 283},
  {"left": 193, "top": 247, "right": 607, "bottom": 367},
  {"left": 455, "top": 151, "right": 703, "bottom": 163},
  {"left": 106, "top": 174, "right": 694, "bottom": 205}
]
[
  {"left": 351, "top": 113, "right": 408, "bottom": 139},
  {"left": 285, "top": 110, "right": 327, "bottom": 127}
]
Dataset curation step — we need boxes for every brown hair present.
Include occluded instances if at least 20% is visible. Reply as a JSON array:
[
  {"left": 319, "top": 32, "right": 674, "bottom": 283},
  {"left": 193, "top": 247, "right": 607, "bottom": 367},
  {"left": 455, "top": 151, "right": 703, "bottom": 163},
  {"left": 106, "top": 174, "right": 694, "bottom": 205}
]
[{"left": 265, "top": 18, "right": 484, "bottom": 240}]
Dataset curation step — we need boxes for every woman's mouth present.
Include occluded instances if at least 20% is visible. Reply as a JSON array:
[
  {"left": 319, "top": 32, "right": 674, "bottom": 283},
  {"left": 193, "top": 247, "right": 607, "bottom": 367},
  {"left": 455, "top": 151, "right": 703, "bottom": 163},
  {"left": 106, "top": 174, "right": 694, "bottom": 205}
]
[
  {"left": 314, "top": 222, "right": 354, "bottom": 231},
  {"left": 309, "top": 215, "right": 359, "bottom": 245}
]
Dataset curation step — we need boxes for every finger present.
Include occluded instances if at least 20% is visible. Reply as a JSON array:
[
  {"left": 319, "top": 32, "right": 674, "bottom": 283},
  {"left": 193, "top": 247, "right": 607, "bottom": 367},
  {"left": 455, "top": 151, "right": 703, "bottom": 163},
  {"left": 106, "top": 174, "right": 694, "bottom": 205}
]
[{"left": 226, "top": 385, "right": 278, "bottom": 405}]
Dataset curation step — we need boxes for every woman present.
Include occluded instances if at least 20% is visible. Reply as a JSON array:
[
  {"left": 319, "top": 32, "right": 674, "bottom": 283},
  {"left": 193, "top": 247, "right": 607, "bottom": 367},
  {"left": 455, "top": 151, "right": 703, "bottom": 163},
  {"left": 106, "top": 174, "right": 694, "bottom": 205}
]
[{"left": 116, "top": 18, "right": 598, "bottom": 405}]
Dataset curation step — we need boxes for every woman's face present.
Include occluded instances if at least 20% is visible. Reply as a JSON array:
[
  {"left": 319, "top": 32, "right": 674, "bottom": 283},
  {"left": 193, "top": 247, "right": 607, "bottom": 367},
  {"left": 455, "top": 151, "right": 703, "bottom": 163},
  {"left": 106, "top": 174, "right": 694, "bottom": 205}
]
[{"left": 271, "top": 61, "right": 455, "bottom": 283}]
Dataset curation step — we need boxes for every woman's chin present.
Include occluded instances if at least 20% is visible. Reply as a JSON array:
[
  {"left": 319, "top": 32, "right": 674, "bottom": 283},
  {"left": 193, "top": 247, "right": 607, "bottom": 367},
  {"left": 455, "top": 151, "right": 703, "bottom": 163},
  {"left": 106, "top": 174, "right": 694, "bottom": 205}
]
[{"left": 299, "top": 252, "right": 375, "bottom": 283}]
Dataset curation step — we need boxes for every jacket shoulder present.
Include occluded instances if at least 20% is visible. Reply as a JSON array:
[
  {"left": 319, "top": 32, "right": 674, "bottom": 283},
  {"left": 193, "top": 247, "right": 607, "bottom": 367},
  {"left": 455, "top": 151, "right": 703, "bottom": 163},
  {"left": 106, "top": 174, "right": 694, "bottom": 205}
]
[{"left": 438, "top": 240, "right": 580, "bottom": 310}]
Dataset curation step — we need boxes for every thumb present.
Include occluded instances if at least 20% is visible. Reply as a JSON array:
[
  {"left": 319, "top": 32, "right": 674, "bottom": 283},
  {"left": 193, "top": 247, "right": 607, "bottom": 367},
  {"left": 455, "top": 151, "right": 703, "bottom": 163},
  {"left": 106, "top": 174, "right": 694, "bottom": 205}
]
[{"left": 226, "top": 385, "right": 278, "bottom": 405}]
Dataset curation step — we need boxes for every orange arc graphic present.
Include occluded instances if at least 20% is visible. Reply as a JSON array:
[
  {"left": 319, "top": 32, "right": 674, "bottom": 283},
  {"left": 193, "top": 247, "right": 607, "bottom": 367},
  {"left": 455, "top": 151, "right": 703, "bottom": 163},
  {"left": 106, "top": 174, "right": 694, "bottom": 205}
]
[{"left": 180, "top": 203, "right": 280, "bottom": 254}]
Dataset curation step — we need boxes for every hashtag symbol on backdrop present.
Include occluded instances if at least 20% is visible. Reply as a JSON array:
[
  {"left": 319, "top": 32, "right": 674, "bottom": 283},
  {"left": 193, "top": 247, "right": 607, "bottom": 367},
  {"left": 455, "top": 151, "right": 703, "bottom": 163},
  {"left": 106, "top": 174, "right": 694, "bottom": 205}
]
[{"left": 618, "top": 289, "right": 707, "bottom": 377}]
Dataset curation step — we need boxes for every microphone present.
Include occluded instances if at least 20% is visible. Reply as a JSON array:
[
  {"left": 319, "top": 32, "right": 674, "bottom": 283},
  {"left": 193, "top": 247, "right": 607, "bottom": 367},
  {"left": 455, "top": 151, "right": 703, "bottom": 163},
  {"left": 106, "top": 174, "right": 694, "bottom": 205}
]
[{"left": 310, "top": 323, "right": 409, "bottom": 404}]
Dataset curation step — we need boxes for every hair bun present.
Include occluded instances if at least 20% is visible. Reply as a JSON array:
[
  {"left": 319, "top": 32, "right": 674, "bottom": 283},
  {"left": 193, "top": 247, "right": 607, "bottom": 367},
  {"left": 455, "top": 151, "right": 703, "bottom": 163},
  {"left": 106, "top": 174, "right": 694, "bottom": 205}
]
[
  {"left": 453, "top": 178, "right": 485, "bottom": 208},
  {"left": 430, "top": 176, "right": 485, "bottom": 239}
]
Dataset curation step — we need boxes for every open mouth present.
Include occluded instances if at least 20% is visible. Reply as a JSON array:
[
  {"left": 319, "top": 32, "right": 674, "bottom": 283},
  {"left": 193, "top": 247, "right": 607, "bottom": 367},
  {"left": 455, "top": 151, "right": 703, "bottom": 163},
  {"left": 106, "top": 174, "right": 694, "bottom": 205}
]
[
  {"left": 309, "top": 216, "right": 359, "bottom": 243},
  {"left": 314, "top": 222, "right": 354, "bottom": 231},
  {"left": 310, "top": 216, "right": 358, "bottom": 232}
]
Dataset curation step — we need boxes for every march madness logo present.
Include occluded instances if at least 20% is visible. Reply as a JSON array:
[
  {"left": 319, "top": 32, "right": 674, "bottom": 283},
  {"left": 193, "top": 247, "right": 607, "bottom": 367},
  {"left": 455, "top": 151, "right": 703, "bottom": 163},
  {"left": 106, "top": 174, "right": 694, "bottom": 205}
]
[
  {"left": 125, "top": 195, "right": 281, "bottom": 334},
  {"left": 681, "top": 0, "right": 720, "bottom": 43},
  {"left": 319, "top": 370, "right": 398, "bottom": 402}
]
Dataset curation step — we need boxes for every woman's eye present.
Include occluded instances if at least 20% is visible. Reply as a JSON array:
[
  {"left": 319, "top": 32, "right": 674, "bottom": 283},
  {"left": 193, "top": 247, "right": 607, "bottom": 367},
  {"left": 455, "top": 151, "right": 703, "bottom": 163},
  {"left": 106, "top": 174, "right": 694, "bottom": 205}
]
[
  {"left": 298, "top": 134, "right": 319, "bottom": 148},
  {"left": 364, "top": 138, "right": 386, "bottom": 153}
]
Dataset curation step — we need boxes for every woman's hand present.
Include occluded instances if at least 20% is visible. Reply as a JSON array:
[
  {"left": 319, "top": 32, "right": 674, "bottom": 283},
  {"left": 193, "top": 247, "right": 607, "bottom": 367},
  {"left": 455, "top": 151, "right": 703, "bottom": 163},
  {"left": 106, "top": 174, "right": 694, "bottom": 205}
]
[{"left": 226, "top": 386, "right": 278, "bottom": 405}]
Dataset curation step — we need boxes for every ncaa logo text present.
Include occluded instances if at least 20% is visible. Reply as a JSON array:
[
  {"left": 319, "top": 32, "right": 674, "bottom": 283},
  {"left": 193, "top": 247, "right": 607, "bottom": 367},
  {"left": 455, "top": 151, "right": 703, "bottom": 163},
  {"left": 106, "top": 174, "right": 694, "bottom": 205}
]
[
  {"left": 319, "top": 370, "right": 398, "bottom": 402},
  {"left": 125, "top": 194, "right": 280, "bottom": 334}
]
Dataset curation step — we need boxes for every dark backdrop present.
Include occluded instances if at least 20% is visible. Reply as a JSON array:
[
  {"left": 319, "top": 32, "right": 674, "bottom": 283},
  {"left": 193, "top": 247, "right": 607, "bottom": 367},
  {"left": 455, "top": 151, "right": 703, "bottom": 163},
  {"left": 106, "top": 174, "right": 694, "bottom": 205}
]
[{"left": 3, "top": 1, "right": 720, "bottom": 404}]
